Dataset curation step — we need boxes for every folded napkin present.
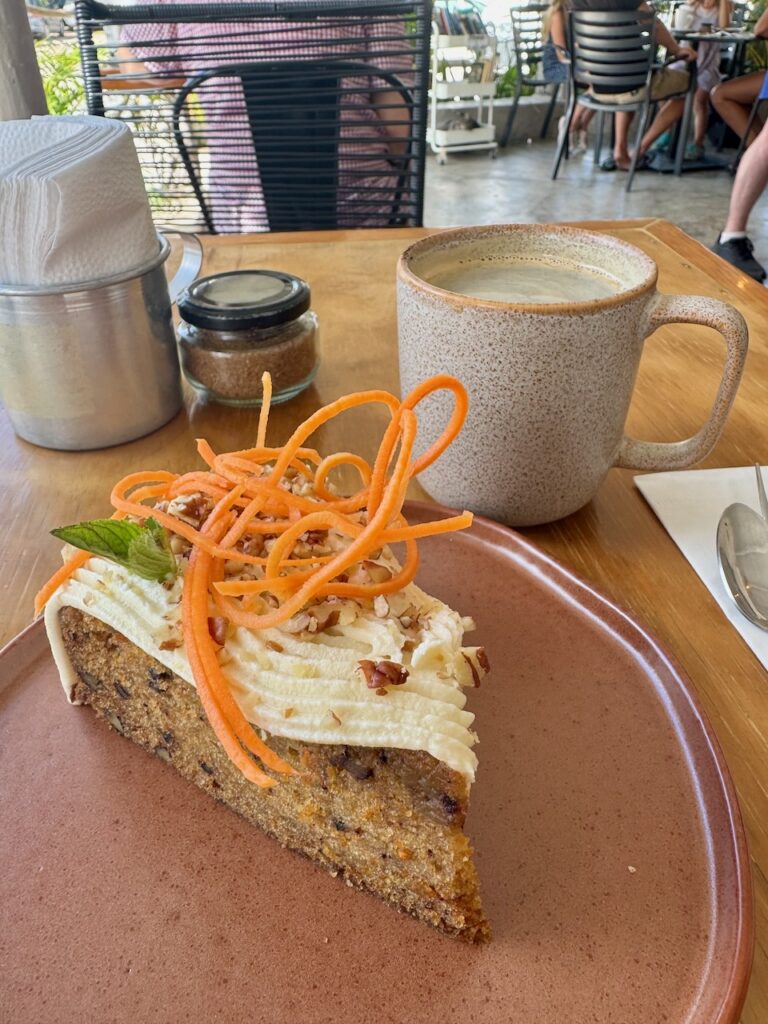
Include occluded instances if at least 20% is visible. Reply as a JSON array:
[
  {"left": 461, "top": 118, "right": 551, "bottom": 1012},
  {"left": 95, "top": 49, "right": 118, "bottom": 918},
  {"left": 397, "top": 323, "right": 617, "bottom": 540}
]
[
  {"left": 636, "top": 467, "right": 768, "bottom": 670},
  {"left": 0, "top": 115, "right": 159, "bottom": 287}
]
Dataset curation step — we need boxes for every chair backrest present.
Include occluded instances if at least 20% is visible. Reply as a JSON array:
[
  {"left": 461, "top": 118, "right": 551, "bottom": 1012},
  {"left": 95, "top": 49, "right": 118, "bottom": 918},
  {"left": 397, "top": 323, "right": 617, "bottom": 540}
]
[
  {"left": 74, "top": 0, "right": 430, "bottom": 233},
  {"left": 510, "top": 4, "right": 548, "bottom": 84},
  {"left": 172, "top": 59, "right": 414, "bottom": 232},
  {"left": 568, "top": 8, "right": 656, "bottom": 95}
]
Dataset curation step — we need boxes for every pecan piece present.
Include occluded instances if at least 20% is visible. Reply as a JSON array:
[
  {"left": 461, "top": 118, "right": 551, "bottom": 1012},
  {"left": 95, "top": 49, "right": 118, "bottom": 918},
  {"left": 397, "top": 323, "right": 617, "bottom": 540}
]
[
  {"left": 207, "top": 617, "right": 228, "bottom": 647},
  {"left": 359, "top": 659, "right": 409, "bottom": 689}
]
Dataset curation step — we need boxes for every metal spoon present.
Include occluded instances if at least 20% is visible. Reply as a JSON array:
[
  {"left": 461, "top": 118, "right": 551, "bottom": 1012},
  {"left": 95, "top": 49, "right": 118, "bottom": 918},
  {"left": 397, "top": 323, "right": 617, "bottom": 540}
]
[{"left": 716, "top": 465, "right": 768, "bottom": 630}]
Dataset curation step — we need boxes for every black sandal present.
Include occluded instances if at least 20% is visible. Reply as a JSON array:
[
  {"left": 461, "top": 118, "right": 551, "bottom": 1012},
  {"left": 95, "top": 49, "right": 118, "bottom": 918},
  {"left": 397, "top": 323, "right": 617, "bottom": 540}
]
[{"left": 600, "top": 156, "right": 618, "bottom": 172}]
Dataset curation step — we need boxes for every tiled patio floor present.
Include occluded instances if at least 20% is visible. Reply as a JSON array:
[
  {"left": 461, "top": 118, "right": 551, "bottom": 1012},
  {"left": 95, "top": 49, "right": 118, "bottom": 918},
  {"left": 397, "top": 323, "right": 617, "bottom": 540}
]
[{"left": 423, "top": 139, "right": 768, "bottom": 278}]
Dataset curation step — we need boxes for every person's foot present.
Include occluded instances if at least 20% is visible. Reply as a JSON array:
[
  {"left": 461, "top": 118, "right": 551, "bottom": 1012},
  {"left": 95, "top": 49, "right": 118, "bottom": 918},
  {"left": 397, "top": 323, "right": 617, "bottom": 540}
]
[
  {"left": 650, "top": 130, "right": 671, "bottom": 153},
  {"left": 712, "top": 235, "right": 767, "bottom": 281},
  {"left": 685, "top": 142, "right": 705, "bottom": 161},
  {"left": 570, "top": 129, "right": 588, "bottom": 155}
]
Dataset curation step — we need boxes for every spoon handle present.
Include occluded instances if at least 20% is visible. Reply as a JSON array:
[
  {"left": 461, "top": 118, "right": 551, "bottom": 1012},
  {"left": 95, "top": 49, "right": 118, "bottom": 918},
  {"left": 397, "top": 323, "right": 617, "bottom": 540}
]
[{"left": 755, "top": 463, "right": 768, "bottom": 522}]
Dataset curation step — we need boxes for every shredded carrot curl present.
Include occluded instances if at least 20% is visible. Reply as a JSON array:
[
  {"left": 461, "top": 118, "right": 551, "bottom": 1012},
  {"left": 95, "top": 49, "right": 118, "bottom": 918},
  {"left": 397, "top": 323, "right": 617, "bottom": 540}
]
[{"left": 36, "top": 374, "right": 472, "bottom": 785}]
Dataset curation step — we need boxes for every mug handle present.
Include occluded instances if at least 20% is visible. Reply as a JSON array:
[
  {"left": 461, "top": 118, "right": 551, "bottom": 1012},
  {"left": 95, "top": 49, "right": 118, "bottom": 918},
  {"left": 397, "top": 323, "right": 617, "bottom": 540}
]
[
  {"left": 159, "top": 229, "right": 204, "bottom": 303},
  {"left": 615, "top": 293, "right": 748, "bottom": 471}
]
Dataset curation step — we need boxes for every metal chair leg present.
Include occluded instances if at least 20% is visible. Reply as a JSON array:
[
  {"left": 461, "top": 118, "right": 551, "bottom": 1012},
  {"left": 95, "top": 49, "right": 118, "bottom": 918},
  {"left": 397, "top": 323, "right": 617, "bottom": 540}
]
[
  {"left": 541, "top": 82, "right": 560, "bottom": 139},
  {"left": 732, "top": 96, "right": 761, "bottom": 172},
  {"left": 552, "top": 92, "right": 577, "bottom": 179},
  {"left": 593, "top": 110, "right": 605, "bottom": 164},
  {"left": 626, "top": 101, "right": 652, "bottom": 192},
  {"left": 500, "top": 82, "right": 522, "bottom": 148},
  {"left": 674, "top": 75, "right": 697, "bottom": 176}
]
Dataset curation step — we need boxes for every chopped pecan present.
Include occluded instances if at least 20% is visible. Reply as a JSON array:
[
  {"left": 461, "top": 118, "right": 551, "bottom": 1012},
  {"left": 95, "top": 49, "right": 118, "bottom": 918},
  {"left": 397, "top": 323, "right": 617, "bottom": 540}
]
[
  {"left": 207, "top": 616, "right": 228, "bottom": 647},
  {"left": 359, "top": 659, "right": 409, "bottom": 689},
  {"left": 362, "top": 560, "right": 392, "bottom": 584},
  {"left": 239, "top": 533, "right": 265, "bottom": 557},
  {"left": 167, "top": 493, "right": 213, "bottom": 528},
  {"left": 462, "top": 652, "right": 481, "bottom": 688},
  {"left": 310, "top": 607, "right": 340, "bottom": 632},
  {"left": 303, "top": 529, "right": 328, "bottom": 546},
  {"left": 284, "top": 611, "right": 311, "bottom": 634},
  {"left": 477, "top": 647, "right": 490, "bottom": 673}
]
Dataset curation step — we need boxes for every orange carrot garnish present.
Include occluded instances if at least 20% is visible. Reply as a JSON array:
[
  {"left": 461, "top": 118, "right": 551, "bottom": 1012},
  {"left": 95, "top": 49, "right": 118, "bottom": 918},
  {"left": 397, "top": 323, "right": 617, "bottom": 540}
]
[{"left": 37, "top": 374, "right": 473, "bottom": 786}]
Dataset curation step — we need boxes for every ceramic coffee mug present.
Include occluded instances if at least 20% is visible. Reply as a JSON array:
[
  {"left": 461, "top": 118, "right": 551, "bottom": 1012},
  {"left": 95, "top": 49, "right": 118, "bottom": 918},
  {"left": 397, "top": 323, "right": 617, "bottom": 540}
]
[{"left": 397, "top": 224, "right": 748, "bottom": 526}]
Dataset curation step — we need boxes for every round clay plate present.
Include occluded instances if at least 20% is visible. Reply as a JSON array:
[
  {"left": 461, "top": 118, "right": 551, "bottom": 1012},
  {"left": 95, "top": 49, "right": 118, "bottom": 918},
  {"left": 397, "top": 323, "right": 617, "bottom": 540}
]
[{"left": 0, "top": 503, "right": 752, "bottom": 1023}]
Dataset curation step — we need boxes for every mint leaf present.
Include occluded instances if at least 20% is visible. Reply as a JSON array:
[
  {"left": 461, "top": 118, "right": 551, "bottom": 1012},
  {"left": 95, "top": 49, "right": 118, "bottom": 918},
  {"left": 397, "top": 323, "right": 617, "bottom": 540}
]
[{"left": 51, "top": 518, "right": 177, "bottom": 582}]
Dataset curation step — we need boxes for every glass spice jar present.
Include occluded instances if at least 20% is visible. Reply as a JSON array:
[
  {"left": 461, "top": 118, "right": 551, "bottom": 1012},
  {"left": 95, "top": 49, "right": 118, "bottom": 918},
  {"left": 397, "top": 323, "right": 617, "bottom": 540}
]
[{"left": 176, "top": 270, "right": 319, "bottom": 406}]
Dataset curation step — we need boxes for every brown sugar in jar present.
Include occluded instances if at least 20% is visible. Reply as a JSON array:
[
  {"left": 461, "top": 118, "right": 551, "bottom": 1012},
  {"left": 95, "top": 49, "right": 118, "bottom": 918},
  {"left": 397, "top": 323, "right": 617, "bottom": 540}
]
[{"left": 177, "top": 270, "right": 318, "bottom": 406}]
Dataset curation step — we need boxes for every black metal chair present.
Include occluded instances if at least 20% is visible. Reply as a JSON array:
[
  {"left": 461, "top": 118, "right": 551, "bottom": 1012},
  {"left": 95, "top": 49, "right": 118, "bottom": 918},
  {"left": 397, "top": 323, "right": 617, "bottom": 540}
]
[
  {"left": 500, "top": 3, "right": 561, "bottom": 147},
  {"left": 553, "top": 9, "right": 690, "bottom": 192},
  {"left": 74, "top": 0, "right": 430, "bottom": 233},
  {"left": 172, "top": 60, "right": 415, "bottom": 232}
]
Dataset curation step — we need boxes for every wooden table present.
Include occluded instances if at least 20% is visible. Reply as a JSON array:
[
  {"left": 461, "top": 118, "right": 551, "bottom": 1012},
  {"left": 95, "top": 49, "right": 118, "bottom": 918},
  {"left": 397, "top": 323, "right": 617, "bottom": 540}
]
[{"left": 2, "top": 219, "right": 767, "bottom": 1021}]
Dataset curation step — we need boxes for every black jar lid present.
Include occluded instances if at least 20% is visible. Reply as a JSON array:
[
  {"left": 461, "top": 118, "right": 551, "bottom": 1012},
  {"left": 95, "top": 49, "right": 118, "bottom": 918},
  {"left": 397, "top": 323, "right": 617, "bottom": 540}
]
[{"left": 177, "top": 270, "right": 311, "bottom": 331}]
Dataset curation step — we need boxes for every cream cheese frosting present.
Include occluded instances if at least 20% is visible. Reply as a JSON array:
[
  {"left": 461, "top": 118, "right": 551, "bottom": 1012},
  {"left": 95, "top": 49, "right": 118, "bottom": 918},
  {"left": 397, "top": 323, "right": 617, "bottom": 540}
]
[{"left": 45, "top": 551, "right": 486, "bottom": 779}]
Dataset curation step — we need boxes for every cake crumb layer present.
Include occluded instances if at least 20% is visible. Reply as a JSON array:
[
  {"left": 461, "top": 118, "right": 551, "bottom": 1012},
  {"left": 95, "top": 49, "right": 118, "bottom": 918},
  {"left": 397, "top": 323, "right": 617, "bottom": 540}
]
[{"left": 60, "top": 606, "right": 489, "bottom": 942}]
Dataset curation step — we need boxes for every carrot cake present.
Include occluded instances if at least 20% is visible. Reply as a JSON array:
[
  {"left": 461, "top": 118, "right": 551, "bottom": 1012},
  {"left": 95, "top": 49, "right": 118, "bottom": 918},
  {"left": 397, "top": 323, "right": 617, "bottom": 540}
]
[{"left": 37, "top": 373, "right": 490, "bottom": 941}]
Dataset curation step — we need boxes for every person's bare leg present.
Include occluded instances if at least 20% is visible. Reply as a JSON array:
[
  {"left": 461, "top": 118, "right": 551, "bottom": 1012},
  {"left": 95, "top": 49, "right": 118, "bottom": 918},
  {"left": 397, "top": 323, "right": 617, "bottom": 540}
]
[
  {"left": 693, "top": 88, "right": 709, "bottom": 148},
  {"left": 613, "top": 110, "right": 634, "bottom": 167},
  {"left": 637, "top": 98, "right": 685, "bottom": 155},
  {"left": 572, "top": 104, "right": 595, "bottom": 131},
  {"left": 711, "top": 71, "right": 764, "bottom": 144},
  {"left": 724, "top": 118, "right": 768, "bottom": 233},
  {"left": 713, "top": 117, "right": 768, "bottom": 280}
]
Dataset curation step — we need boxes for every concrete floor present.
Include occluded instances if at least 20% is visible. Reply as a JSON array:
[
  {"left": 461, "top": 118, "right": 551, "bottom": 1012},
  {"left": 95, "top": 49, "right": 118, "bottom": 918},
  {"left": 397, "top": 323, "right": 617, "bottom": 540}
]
[{"left": 423, "top": 139, "right": 768, "bottom": 273}]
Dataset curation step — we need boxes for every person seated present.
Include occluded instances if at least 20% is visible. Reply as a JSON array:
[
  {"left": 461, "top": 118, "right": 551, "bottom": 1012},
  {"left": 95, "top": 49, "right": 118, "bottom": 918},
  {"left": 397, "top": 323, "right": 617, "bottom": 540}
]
[
  {"left": 711, "top": 6, "right": 768, "bottom": 149},
  {"left": 543, "top": 0, "right": 594, "bottom": 154},
  {"left": 631, "top": 0, "right": 732, "bottom": 166},
  {"left": 568, "top": 0, "right": 695, "bottom": 172},
  {"left": 111, "top": 0, "right": 413, "bottom": 232}
]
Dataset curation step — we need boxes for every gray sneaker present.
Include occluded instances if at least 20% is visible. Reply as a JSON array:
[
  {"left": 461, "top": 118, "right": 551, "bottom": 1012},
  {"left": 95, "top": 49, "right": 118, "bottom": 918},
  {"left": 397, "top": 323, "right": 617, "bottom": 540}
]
[{"left": 712, "top": 235, "right": 766, "bottom": 282}]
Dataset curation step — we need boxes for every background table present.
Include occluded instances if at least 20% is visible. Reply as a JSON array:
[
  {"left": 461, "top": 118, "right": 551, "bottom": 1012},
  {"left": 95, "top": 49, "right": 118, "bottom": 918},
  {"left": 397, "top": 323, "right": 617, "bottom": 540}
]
[{"left": 2, "top": 219, "right": 767, "bottom": 1022}]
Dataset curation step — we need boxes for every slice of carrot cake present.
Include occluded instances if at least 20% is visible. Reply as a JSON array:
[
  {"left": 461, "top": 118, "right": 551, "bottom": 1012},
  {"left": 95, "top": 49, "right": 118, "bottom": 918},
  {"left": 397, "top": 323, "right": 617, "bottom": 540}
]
[{"left": 38, "top": 374, "right": 490, "bottom": 941}]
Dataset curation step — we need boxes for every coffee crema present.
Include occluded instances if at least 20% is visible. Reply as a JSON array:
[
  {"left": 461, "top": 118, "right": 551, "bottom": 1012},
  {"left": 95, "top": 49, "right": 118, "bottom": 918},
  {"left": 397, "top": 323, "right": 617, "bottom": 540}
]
[{"left": 427, "top": 260, "right": 624, "bottom": 304}]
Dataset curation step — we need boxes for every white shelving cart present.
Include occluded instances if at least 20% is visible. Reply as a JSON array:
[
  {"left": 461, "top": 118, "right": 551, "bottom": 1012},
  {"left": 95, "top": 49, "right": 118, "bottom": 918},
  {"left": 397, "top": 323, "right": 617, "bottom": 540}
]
[{"left": 427, "top": 32, "right": 498, "bottom": 164}]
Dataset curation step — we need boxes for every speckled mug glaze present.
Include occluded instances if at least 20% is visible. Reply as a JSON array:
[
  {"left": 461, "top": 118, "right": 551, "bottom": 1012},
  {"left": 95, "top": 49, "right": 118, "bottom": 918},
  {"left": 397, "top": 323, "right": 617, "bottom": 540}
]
[{"left": 397, "top": 224, "right": 749, "bottom": 526}]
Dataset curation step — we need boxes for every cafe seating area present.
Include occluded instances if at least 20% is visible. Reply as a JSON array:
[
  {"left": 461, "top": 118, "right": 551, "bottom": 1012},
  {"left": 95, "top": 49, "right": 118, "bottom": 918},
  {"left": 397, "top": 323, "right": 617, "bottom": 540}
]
[{"left": 2, "top": 2, "right": 768, "bottom": 1024}]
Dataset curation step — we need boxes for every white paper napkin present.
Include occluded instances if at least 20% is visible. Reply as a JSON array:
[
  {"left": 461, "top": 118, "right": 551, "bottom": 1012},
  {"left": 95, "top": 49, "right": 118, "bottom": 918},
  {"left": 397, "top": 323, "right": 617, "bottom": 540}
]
[
  {"left": 635, "top": 467, "right": 768, "bottom": 670},
  {"left": 0, "top": 115, "right": 159, "bottom": 287}
]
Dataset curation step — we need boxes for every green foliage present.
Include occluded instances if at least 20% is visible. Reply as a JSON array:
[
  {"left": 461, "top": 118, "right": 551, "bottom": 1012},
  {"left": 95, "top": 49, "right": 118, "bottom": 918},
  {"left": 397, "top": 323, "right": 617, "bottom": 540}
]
[
  {"left": 36, "top": 41, "right": 85, "bottom": 116},
  {"left": 495, "top": 64, "right": 535, "bottom": 98}
]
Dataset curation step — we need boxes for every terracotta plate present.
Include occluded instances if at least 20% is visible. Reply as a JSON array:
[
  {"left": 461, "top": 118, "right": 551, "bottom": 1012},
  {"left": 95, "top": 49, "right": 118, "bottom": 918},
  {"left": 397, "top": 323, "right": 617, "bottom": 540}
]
[{"left": 0, "top": 503, "right": 753, "bottom": 1023}]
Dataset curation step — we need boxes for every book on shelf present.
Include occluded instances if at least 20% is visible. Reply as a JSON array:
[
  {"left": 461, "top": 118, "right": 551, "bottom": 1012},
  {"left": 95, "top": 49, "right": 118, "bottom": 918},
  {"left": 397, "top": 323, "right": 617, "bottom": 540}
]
[
  {"left": 466, "top": 58, "right": 495, "bottom": 83},
  {"left": 434, "top": 4, "right": 488, "bottom": 37}
]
